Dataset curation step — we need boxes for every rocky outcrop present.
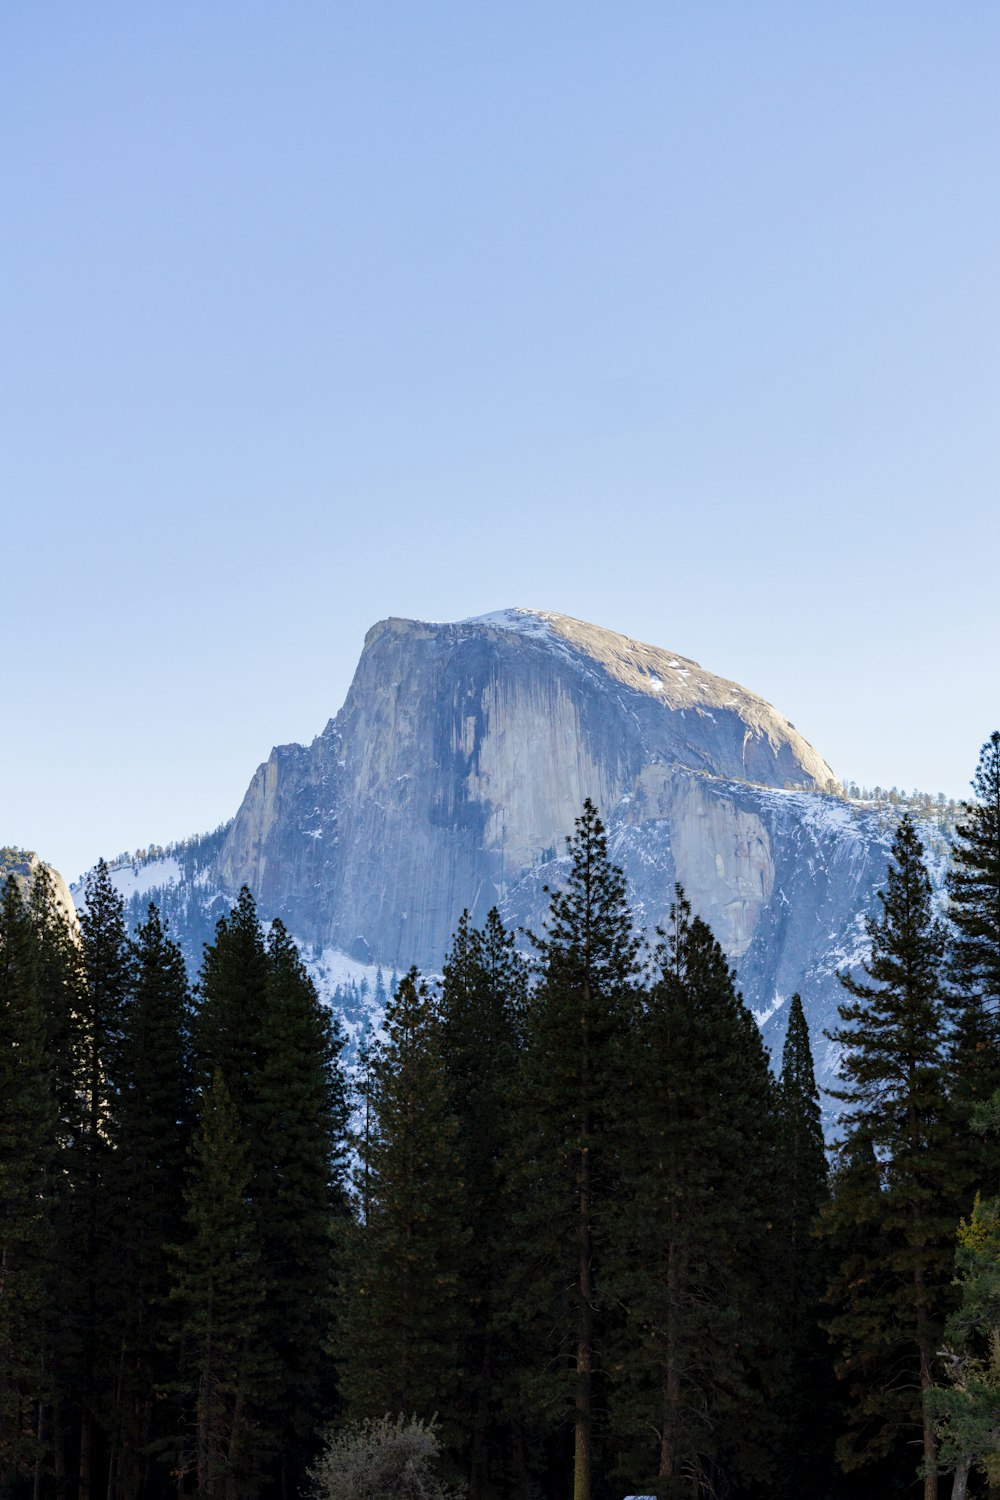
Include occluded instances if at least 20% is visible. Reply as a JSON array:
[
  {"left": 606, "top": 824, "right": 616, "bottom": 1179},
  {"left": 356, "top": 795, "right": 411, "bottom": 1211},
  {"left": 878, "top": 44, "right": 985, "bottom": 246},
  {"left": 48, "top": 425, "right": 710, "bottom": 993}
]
[
  {"left": 0, "top": 848, "right": 78, "bottom": 928},
  {"left": 215, "top": 609, "right": 840, "bottom": 968}
]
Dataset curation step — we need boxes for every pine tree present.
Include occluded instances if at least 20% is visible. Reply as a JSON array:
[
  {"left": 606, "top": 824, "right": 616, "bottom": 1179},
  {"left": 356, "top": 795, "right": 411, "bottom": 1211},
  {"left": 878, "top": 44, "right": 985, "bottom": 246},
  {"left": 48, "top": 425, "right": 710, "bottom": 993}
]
[
  {"left": 512, "top": 800, "right": 641, "bottom": 1500},
  {"left": 341, "top": 970, "right": 468, "bottom": 1442},
  {"left": 927, "top": 1193, "right": 1000, "bottom": 1500},
  {"left": 71, "top": 859, "right": 132, "bottom": 1500},
  {"left": 822, "top": 815, "right": 958, "bottom": 1500},
  {"left": 170, "top": 1074, "right": 266, "bottom": 1499},
  {"left": 195, "top": 887, "right": 271, "bottom": 1118},
  {"left": 0, "top": 875, "right": 55, "bottom": 1492},
  {"left": 947, "top": 731, "right": 1000, "bottom": 1198},
  {"left": 437, "top": 909, "right": 526, "bottom": 1500},
  {"left": 192, "top": 892, "right": 351, "bottom": 1490},
  {"left": 254, "top": 920, "right": 350, "bottom": 1493},
  {"left": 772, "top": 993, "right": 832, "bottom": 1497},
  {"left": 609, "top": 889, "right": 781, "bottom": 1499},
  {"left": 105, "top": 904, "right": 193, "bottom": 1500},
  {"left": 22, "top": 862, "right": 84, "bottom": 1500},
  {"left": 948, "top": 731, "right": 1000, "bottom": 1018}
]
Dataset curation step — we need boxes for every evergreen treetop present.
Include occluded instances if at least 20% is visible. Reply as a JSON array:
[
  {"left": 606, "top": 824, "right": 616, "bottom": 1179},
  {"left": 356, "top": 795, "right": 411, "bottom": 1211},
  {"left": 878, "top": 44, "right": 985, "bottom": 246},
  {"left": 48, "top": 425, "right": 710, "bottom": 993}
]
[{"left": 948, "top": 730, "right": 1000, "bottom": 1014}]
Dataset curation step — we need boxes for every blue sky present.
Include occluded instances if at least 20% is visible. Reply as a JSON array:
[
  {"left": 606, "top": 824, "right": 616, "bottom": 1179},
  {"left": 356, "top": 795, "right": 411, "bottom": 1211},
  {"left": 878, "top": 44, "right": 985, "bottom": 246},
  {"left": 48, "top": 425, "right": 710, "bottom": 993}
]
[{"left": 4, "top": 3, "right": 999, "bottom": 881}]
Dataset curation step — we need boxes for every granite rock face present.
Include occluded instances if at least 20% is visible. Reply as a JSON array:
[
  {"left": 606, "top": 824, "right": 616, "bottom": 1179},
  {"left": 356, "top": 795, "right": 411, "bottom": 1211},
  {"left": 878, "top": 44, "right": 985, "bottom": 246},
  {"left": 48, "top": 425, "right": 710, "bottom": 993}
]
[
  {"left": 74, "top": 608, "right": 949, "bottom": 1117},
  {"left": 215, "top": 609, "right": 843, "bottom": 970},
  {"left": 0, "top": 848, "right": 78, "bottom": 928}
]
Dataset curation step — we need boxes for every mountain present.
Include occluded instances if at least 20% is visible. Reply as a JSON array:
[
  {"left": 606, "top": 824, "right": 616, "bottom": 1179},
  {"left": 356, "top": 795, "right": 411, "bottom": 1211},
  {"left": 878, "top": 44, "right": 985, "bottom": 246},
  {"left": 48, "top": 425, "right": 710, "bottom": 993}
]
[
  {"left": 69, "top": 609, "right": 957, "bottom": 1110},
  {"left": 216, "top": 609, "right": 838, "bottom": 962}
]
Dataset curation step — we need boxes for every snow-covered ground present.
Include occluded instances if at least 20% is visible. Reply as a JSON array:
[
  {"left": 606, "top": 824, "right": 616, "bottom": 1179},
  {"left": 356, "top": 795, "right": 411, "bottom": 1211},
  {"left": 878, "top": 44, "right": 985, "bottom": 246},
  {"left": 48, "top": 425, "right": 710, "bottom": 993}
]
[{"left": 71, "top": 856, "right": 183, "bottom": 909}]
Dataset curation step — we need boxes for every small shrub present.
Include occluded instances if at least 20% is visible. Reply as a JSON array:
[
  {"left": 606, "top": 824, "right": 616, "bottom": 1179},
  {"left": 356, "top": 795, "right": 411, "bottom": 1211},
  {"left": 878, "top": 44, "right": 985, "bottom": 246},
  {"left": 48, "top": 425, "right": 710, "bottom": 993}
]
[{"left": 309, "top": 1413, "right": 460, "bottom": 1500}]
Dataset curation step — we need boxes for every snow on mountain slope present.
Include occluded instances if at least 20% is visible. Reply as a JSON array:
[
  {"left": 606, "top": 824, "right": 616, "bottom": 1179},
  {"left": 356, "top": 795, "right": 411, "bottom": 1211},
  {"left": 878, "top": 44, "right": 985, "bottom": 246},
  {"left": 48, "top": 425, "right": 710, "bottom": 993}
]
[{"left": 63, "top": 611, "right": 959, "bottom": 1128}]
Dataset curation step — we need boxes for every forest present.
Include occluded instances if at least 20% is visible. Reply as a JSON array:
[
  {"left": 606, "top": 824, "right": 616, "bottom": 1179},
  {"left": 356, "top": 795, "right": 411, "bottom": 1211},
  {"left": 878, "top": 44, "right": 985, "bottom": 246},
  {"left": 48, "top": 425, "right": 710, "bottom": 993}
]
[{"left": 1, "top": 731, "right": 999, "bottom": 1500}]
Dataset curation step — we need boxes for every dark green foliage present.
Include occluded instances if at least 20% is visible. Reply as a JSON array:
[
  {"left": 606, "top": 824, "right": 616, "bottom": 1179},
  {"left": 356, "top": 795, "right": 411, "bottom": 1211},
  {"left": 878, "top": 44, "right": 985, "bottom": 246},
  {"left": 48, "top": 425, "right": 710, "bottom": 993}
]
[
  {"left": 195, "top": 886, "right": 272, "bottom": 1114},
  {"left": 822, "top": 816, "right": 958, "bottom": 1498},
  {"left": 170, "top": 1073, "right": 267, "bottom": 1499},
  {"left": 772, "top": 993, "right": 833, "bottom": 1497},
  {"left": 105, "top": 905, "right": 193, "bottom": 1500},
  {"left": 341, "top": 970, "right": 468, "bottom": 1436},
  {"left": 948, "top": 731, "right": 1000, "bottom": 1015},
  {"left": 0, "top": 876, "right": 56, "bottom": 1491},
  {"left": 513, "top": 799, "right": 642, "bottom": 1500},
  {"left": 927, "top": 1193, "right": 1000, "bottom": 1495},
  {"left": 437, "top": 909, "right": 527, "bottom": 1499},
  {"left": 20, "top": 772, "right": 1000, "bottom": 1497},
  {"left": 190, "top": 892, "right": 350, "bottom": 1493},
  {"left": 255, "top": 920, "right": 350, "bottom": 1490},
  {"left": 18, "top": 863, "right": 84, "bottom": 1500},
  {"left": 609, "top": 889, "right": 782, "bottom": 1499},
  {"left": 947, "top": 731, "right": 1000, "bottom": 1202},
  {"left": 71, "top": 859, "right": 133, "bottom": 1500}
]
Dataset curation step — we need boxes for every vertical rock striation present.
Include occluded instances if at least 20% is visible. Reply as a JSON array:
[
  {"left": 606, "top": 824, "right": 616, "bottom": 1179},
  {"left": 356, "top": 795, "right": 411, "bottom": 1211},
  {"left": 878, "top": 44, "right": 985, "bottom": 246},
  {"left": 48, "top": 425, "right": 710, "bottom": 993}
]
[{"left": 215, "top": 608, "right": 843, "bottom": 974}]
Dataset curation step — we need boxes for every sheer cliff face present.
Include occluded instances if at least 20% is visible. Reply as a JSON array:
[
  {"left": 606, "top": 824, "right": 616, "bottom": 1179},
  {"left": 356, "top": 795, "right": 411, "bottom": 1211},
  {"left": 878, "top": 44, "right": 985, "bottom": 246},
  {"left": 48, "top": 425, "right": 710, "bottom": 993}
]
[{"left": 216, "top": 609, "right": 840, "bottom": 969}]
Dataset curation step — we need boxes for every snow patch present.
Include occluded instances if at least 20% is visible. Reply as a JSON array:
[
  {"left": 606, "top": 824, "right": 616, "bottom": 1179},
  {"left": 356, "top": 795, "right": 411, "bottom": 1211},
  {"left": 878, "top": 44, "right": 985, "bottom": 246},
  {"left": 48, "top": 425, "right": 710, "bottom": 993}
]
[
  {"left": 462, "top": 607, "right": 553, "bottom": 640},
  {"left": 753, "top": 992, "right": 787, "bottom": 1028},
  {"left": 73, "top": 857, "right": 183, "bottom": 907}
]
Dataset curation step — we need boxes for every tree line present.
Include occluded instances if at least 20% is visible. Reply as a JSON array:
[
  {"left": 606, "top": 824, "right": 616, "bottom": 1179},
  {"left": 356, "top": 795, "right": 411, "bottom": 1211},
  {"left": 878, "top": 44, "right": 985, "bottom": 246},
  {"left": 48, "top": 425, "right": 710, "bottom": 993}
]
[{"left": 1, "top": 731, "right": 999, "bottom": 1500}]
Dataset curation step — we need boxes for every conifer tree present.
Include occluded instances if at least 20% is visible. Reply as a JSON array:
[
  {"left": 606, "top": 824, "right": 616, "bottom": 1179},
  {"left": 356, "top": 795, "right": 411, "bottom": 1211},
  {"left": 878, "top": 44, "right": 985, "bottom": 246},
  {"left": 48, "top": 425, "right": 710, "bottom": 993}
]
[
  {"left": 927, "top": 1193, "right": 1000, "bottom": 1500},
  {"left": 22, "top": 862, "right": 84, "bottom": 1500},
  {"left": 170, "top": 1073, "right": 266, "bottom": 1499},
  {"left": 254, "top": 919, "right": 350, "bottom": 1492},
  {"left": 513, "top": 800, "right": 641, "bottom": 1500},
  {"left": 822, "top": 815, "right": 957, "bottom": 1500},
  {"left": 949, "top": 731, "right": 1000, "bottom": 1017},
  {"left": 341, "top": 970, "right": 468, "bottom": 1442},
  {"left": 0, "top": 875, "right": 55, "bottom": 1491},
  {"left": 609, "top": 890, "right": 781, "bottom": 1498},
  {"left": 947, "top": 731, "right": 1000, "bottom": 1198},
  {"left": 105, "top": 905, "right": 193, "bottom": 1500},
  {"left": 773, "top": 993, "right": 832, "bottom": 1497},
  {"left": 72, "top": 860, "right": 132, "bottom": 1500},
  {"left": 195, "top": 887, "right": 271, "bottom": 1117},
  {"left": 192, "top": 892, "right": 351, "bottom": 1490},
  {"left": 438, "top": 908, "right": 526, "bottom": 1500}
]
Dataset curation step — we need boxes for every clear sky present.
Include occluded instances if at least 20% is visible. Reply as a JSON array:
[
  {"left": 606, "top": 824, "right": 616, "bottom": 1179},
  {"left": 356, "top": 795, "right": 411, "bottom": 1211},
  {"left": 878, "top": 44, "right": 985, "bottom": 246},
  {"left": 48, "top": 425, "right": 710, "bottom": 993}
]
[{"left": 4, "top": 3, "right": 999, "bottom": 882}]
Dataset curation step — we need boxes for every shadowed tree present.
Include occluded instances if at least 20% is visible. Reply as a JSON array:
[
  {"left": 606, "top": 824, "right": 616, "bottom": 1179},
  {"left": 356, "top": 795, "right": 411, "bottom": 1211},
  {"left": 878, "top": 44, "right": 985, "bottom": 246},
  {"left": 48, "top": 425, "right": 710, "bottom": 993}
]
[
  {"left": 341, "top": 970, "right": 468, "bottom": 1445},
  {"left": 822, "top": 816, "right": 958, "bottom": 1500},
  {"left": 0, "top": 875, "right": 56, "bottom": 1492},
  {"left": 947, "top": 731, "right": 1000, "bottom": 1201},
  {"left": 512, "top": 800, "right": 642, "bottom": 1500},
  {"left": 438, "top": 908, "right": 527, "bottom": 1499},
  {"left": 609, "top": 889, "right": 781, "bottom": 1500}
]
